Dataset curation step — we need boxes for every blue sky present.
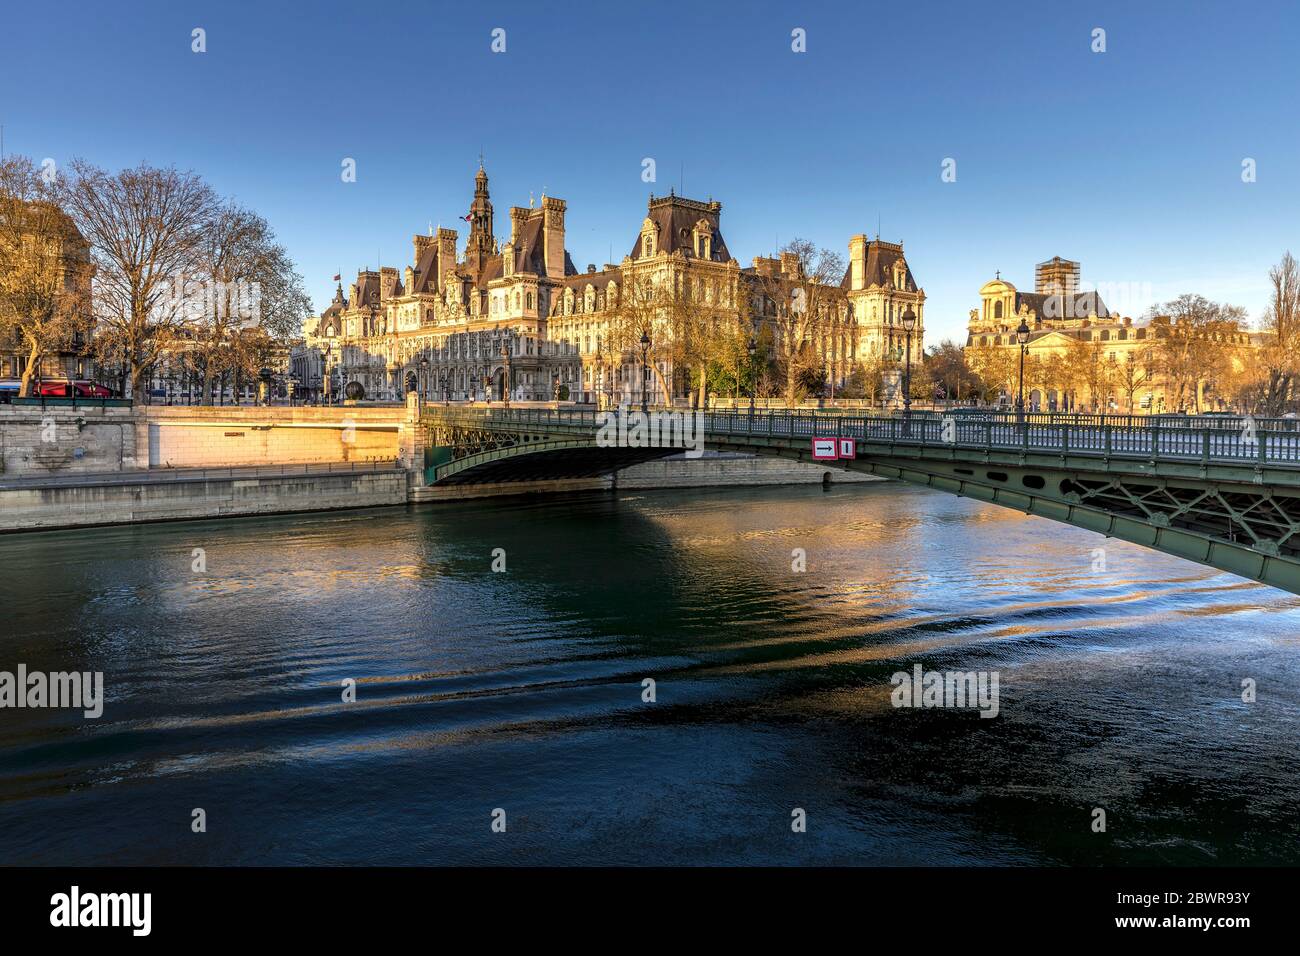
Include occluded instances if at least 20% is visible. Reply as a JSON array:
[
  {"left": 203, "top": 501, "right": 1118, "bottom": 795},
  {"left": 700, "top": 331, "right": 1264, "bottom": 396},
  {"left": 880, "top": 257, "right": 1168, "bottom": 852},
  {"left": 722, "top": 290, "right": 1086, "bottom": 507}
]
[{"left": 2, "top": 0, "right": 1296, "bottom": 342}]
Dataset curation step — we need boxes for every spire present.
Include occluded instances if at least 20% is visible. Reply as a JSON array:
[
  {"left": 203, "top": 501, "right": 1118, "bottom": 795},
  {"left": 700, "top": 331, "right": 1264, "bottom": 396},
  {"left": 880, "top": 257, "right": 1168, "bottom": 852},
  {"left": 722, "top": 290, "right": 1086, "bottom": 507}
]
[{"left": 466, "top": 161, "right": 495, "bottom": 267}]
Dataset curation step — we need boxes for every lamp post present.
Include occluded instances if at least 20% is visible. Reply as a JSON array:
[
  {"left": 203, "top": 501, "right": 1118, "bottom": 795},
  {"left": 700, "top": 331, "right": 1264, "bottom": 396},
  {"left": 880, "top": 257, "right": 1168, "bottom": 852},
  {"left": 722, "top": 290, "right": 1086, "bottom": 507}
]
[
  {"left": 747, "top": 337, "right": 757, "bottom": 416},
  {"left": 594, "top": 353, "right": 604, "bottom": 410},
  {"left": 482, "top": 371, "right": 490, "bottom": 404},
  {"left": 639, "top": 330, "right": 651, "bottom": 413},
  {"left": 501, "top": 336, "right": 511, "bottom": 408},
  {"left": 1015, "top": 317, "right": 1031, "bottom": 421},
  {"left": 901, "top": 306, "right": 917, "bottom": 434},
  {"left": 322, "top": 343, "right": 332, "bottom": 406},
  {"left": 419, "top": 356, "right": 429, "bottom": 405}
]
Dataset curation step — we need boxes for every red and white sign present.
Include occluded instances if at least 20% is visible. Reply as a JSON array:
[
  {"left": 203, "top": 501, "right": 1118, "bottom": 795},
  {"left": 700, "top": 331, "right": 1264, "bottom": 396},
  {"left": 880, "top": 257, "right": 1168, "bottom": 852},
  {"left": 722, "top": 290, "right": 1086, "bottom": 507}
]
[
  {"left": 838, "top": 438, "right": 856, "bottom": 459},
  {"left": 811, "top": 437, "right": 839, "bottom": 460}
]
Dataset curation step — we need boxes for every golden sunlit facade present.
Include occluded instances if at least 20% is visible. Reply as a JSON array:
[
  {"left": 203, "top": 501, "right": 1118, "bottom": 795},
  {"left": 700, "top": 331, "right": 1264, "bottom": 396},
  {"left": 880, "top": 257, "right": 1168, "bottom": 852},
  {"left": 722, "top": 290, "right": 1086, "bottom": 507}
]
[
  {"left": 964, "top": 257, "right": 1260, "bottom": 412},
  {"left": 294, "top": 166, "right": 926, "bottom": 404}
]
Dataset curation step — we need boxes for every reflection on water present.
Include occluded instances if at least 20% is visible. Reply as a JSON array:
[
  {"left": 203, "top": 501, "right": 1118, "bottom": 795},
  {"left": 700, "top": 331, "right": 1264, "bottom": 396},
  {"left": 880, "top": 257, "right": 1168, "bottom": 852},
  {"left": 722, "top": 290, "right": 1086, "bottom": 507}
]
[{"left": 1, "top": 482, "right": 1298, "bottom": 865}]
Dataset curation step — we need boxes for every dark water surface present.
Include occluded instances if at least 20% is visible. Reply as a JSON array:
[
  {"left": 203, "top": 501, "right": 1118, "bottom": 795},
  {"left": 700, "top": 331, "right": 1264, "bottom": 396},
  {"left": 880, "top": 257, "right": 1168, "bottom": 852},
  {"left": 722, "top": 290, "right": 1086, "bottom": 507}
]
[{"left": 2, "top": 482, "right": 1298, "bottom": 865}]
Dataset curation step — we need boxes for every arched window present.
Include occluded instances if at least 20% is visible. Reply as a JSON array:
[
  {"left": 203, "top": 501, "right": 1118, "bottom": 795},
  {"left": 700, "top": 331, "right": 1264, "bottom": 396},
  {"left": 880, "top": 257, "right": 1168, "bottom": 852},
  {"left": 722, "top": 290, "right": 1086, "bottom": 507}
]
[{"left": 994, "top": 300, "right": 1003, "bottom": 319}]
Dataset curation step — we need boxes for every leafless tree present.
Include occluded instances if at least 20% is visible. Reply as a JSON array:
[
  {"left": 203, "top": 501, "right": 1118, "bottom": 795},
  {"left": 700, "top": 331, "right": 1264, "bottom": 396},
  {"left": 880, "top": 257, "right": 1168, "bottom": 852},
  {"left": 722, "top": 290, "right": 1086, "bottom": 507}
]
[
  {"left": 58, "top": 160, "right": 218, "bottom": 401},
  {"left": 752, "top": 239, "right": 844, "bottom": 404},
  {"left": 1254, "top": 252, "right": 1300, "bottom": 415}
]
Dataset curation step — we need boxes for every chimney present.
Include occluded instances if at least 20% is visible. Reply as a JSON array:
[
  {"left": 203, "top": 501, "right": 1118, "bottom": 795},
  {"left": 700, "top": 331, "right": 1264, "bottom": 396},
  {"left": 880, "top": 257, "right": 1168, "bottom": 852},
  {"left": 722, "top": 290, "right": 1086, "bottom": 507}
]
[
  {"left": 848, "top": 234, "right": 867, "bottom": 290},
  {"left": 380, "top": 266, "right": 398, "bottom": 301},
  {"left": 413, "top": 234, "right": 434, "bottom": 266},
  {"left": 436, "top": 228, "right": 458, "bottom": 287},
  {"left": 509, "top": 207, "right": 528, "bottom": 245},
  {"left": 502, "top": 241, "right": 514, "bottom": 278},
  {"left": 542, "top": 196, "right": 566, "bottom": 279},
  {"left": 779, "top": 251, "right": 799, "bottom": 278}
]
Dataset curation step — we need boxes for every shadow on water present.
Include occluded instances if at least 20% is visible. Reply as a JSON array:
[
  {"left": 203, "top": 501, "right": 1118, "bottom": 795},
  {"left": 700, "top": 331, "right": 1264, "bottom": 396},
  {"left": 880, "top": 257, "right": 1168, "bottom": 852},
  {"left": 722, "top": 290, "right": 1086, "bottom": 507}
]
[{"left": 0, "top": 482, "right": 1298, "bottom": 864}]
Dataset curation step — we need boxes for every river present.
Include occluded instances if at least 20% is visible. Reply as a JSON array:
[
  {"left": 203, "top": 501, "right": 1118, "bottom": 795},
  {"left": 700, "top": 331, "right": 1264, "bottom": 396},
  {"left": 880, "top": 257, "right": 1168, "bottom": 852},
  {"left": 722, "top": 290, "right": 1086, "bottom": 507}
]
[{"left": 2, "top": 482, "right": 1298, "bottom": 864}]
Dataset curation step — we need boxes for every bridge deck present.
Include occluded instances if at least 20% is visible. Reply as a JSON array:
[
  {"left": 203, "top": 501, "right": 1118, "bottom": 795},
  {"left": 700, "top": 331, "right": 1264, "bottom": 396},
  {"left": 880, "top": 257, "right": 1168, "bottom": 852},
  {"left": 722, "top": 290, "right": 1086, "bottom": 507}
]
[{"left": 424, "top": 406, "right": 1300, "bottom": 469}]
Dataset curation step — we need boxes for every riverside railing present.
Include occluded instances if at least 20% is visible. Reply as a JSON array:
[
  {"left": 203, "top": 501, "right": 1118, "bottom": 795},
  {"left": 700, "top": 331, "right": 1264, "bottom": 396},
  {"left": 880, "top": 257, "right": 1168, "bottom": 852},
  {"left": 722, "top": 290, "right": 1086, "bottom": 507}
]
[{"left": 427, "top": 406, "right": 1300, "bottom": 469}]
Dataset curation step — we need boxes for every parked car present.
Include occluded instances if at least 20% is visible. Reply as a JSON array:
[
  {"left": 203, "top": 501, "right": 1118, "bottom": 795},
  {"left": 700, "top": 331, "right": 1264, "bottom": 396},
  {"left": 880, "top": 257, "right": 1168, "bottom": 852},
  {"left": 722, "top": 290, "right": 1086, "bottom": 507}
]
[{"left": 0, "top": 379, "right": 20, "bottom": 404}]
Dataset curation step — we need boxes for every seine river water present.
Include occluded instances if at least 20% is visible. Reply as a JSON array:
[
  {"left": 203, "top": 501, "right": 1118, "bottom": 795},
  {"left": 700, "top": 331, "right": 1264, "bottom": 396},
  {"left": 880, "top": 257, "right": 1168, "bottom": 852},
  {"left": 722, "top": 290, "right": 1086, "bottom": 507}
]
[{"left": 2, "top": 482, "right": 1299, "bottom": 865}]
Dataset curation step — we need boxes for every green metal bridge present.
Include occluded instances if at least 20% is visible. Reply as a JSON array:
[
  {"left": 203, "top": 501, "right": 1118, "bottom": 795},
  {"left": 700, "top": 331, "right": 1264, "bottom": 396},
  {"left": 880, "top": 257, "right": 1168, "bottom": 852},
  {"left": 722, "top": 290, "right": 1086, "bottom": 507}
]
[{"left": 422, "top": 405, "right": 1300, "bottom": 594}]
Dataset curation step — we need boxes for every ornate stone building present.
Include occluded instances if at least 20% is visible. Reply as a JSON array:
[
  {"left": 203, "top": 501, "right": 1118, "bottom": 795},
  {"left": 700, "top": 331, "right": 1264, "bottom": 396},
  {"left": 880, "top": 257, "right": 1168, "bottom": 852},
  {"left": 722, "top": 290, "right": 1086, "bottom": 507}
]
[
  {"left": 0, "top": 202, "right": 97, "bottom": 389},
  {"left": 294, "top": 165, "right": 926, "bottom": 404},
  {"left": 965, "top": 257, "right": 1258, "bottom": 412}
]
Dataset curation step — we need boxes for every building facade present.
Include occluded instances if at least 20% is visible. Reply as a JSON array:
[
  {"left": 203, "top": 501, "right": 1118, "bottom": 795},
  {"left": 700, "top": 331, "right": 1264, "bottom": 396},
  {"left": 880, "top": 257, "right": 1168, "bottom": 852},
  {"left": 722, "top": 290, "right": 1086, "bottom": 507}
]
[
  {"left": 965, "top": 257, "right": 1259, "bottom": 412},
  {"left": 294, "top": 166, "right": 925, "bottom": 405},
  {"left": 0, "top": 202, "right": 96, "bottom": 388}
]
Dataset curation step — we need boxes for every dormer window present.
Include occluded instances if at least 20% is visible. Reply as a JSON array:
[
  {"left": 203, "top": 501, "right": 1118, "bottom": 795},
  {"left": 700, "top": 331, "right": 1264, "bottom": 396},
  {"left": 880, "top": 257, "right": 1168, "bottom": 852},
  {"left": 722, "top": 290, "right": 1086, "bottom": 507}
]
[
  {"left": 640, "top": 218, "right": 657, "bottom": 259},
  {"left": 692, "top": 218, "right": 713, "bottom": 260}
]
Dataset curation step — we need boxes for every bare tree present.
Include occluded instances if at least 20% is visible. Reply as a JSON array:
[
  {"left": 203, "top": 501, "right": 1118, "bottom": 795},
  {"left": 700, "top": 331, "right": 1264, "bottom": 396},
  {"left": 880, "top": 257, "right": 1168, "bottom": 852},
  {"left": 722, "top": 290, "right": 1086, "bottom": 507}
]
[
  {"left": 1065, "top": 337, "right": 1117, "bottom": 411},
  {"left": 0, "top": 156, "right": 94, "bottom": 396},
  {"left": 607, "top": 271, "right": 672, "bottom": 405},
  {"left": 1116, "top": 348, "right": 1154, "bottom": 411},
  {"left": 965, "top": 344, "right": 1018, "bottom": 404},
  {"left": 1255, "top": 252, "right": 1300, "bottom": 415},
  {"left": 752, "top": 239, "right": 844, "bottom": 405},
  {"left": 58, "top": 160, "right": 218, "bottom": 401},
  {"left": 924, "top": 340, "right": 977, "bottom": 403},
  {"left": 188, "top": 202, "right": 312, "bottom": 402},
  {"left": 1148, "top": 294, "right": 1247, "bottom": 413}
]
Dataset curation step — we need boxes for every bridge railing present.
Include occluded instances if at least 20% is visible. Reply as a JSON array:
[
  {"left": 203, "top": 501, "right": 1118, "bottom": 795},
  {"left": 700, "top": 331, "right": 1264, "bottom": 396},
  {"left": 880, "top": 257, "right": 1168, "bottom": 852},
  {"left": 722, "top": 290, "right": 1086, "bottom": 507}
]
[{"left": 423, "top": 406, "right": 1300, "bottom": 468}]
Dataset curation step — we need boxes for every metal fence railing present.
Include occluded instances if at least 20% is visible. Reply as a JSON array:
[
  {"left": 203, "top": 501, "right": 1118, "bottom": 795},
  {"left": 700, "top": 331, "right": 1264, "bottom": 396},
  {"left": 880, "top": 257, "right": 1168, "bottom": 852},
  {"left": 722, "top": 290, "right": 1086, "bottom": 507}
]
[{"left": 424, "top": 406, "right": 1300, "bottom": 469}]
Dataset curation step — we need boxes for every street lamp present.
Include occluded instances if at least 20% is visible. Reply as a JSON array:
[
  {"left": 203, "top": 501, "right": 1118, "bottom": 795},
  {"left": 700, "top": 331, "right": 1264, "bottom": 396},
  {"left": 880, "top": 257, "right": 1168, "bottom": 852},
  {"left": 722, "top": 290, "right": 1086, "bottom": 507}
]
[
  {"left": 440, "top": 371, "right": 448, "bottom": 406},
  {"left": 1015, "top": 317, "right": 1031, "bottom": 420},
  {"left": 482, "top": 371, "right": 491, "bottom": 404},
  {"left": 747, "top": 337, "right": 757, "bottom": 416},
  {"left": 639, "top": 330, "right": 651, "bottom": 413},
  {"left": 901, "top": 306, "right": 917, "bottom": 433},
  {"left": 594, "top": 353, "right": 604, "bottom": 410},
  {"left": 500, "top": 336, "right": 511, "bottom": 408},
  {"left": 322, "top": 343, "right": 333, "bottom": 406},
  {"left": 419, "top": 356, "right": 429, "bottom": 405}
]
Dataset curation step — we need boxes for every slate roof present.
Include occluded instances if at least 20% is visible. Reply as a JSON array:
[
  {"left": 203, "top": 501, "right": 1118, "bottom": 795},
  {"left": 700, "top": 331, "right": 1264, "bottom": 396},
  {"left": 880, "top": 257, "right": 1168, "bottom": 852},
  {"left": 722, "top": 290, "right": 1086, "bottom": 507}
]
[
  {"left": 629, "top": 193, "right": 731, "bottom": 262},
  {"left": 840, "top": 240, "right": 919, "bottom": 291},
  {"left": 1016, "top": 290, "right": 1110, "bottom": 320}
]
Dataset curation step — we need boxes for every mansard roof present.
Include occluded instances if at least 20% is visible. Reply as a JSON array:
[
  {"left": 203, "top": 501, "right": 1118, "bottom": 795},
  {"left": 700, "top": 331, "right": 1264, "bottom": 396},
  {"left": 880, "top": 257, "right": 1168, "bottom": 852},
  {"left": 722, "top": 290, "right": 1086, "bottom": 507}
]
[
  {"left": 1017, "top": 290, "right": 1110, "bottom": 320},
  {"left": 412, "top": 243, "right": 446, "bottom": 294},
  {"left": 509, "top": 214, "right": 575, "bottom": 277},
  {"left": 629, "top": 193, "right": 731, "bottom": 262},
  {"left": 353, "top": 271, "right": 382, "bottom": 308},
  {"left": 560, "top": 266, "right": 622, "bottom": 291},
  {"left": 840, "top": 239, "right": 919, "bottom": 292}
]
